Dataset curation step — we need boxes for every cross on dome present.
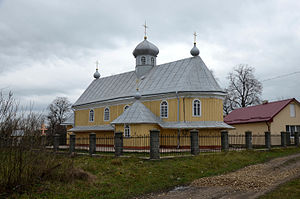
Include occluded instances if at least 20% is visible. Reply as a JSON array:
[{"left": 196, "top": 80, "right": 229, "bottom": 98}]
[
  {"left": 143, "top": 21, "right": 148, "bottom": 39},
  {"left": 193, "top": 32, "right": 197, "bottom": 44},
  {"left": 190, "top": 32, "right": 200, "bottom": 56},
  {"left": 95, "top": 60, "right": 99, "bottom": 70}
]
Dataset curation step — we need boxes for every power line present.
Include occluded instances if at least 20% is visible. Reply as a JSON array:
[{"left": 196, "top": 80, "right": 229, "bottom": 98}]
[{"left": 261, "top": 71, "right": 300, "bottom": 82}]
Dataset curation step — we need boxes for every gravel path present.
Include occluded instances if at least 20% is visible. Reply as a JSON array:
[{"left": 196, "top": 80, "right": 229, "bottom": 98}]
[{"left": 140, "top": 153, "right": 300, "bottom": 199}]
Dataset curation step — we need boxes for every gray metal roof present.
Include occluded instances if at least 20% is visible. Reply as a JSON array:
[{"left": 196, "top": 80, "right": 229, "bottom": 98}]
[
  {"left": 68, "top": 125, "right": 114, "bottom": 132},
  {"left": 111, "top": 100, "right": 161, "bottom": 124},
  {"left": 73, "top": 56, "right": 224, "bottom": 107},
  {"left": 160, "top": 121, "right": 234, "bottom": 129},
  {"left": 61, "top": 112, "right": 74, "bottom": 126}
]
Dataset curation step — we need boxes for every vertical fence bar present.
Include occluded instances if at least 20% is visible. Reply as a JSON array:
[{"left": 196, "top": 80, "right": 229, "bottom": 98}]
[
  {"left": 53, "top": 134, "right": 60, "bottom": 152},
  {"left": 265, "top": 131, "right": 271, "bottom": 150},
  {"left": 190, "top": 130, "right": 199, "bottom": 155},
  {"left": 89, "top": 133, "right": 96, "bottom": 155},
  {"left": 221, "top": 131, "right": 229, "bottom": 151},
  {"left": 114, "top": 132, "right": 123, "bottom": 157},
  {"left": 150, "top": 129, "right": 160, "bottom": 159},
  {"left": 245, "top": 131, "right": 252, "bottom": 150},
  {"left": 69, "top": 133, "right": 76, "bottom": 154},
  {"left": 281, "top": 131, "right": 287, "bottom": 147}
]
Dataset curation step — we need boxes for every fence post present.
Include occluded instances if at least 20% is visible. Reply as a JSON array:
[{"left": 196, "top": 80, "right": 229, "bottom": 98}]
[
  {"left": 245, "top": 131, "right": 252, "bottom": 150},
  {"left": 281, "top": 131, "right": 287, "bottom": 147},
  {"left": 295, "top": 132, "right": 300, "bottom": 147},
  {"left": 41, "top": 134, "right": 46, "bottom": 147},
  {"left": 89, "top": 133, "right": 96, "bottom": 155},
  {"left": 150, "top": 129, "right": 160, "bottom": 160},
  {"left": 221, "top": 131, "right": 229, "bottom": 151},
  {"left": 190, "top": 129, "right": 199, "bottom": 155},
  {"left": 265, "top": 131, "right": 271, "bottom": 150},
  {"left": 69, "top": 133, "right": 76, "bottom": 154},
  {"left": 286, "top": 132, "right": 291, "bottom": 146},
  {"left": 114, "top": 132, "right": 123, "bottom": 157},
  {"left": 53, "top": 134, "right": 60, "bottom": 152}
]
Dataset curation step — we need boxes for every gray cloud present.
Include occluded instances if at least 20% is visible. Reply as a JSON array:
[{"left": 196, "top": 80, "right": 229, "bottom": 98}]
[{"left": 0, "top": 0, "right": 300, "bottom": 112}]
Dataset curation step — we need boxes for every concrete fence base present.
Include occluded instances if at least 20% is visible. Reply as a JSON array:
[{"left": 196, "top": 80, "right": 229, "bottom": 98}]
[
  {"left": 114, "top": 132, "right": 123, "bottom": 157},
  {"left": 221, "top": 131, "right": 229, "bottom": 151},
  {"left": 150, "top": 129, "right": 160, "bottom": 159},
  {"left": 190, "top": 130, "right": 199, "bottom": 155},
  {"left": 89, "top": 133, "right": 96, "bottom": 155},
  {"left": 245, "top": 131, "right": 252, "bottom": 150}
]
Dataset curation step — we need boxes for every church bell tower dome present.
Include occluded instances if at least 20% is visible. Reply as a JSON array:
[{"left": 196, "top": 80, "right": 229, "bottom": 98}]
[
  {"left": 132, "top": 37, "right": 159, "bottom": 58},
  {"left": 133, "top": 22, "right": 159, "bottom": 78}
]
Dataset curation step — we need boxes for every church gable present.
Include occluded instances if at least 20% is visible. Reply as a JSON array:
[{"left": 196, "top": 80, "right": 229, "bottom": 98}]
[{"left": 111, "top": 100, "right": 161, "bottom": 124}]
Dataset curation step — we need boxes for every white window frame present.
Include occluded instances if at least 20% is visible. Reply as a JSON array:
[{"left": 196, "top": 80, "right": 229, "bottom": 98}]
[
  {"left": 160, "top": 100, "right": 168, "bottom": 118},
  {"left": 89, "top": 109, "right": 94, "bottom": 122},
  {"left": 124, "top": 124, "right": 130, "bottom": 138},
  {"left": 141, "top": 56, "right": 146, "bottom": 65},
  {"left": 192, "top": 99, "right": 201, "bottom": 117},
  {"left": 290, "top": 104, "right": 296, "bottom": 117},
  {"left": 124, "top": 105, "right": 130, "bottom": 111},
  {"left": 104, "top": 107, "right": 110, "bottom": 121},
  {"left": 151, "top": 57, "right": 155, "bottom": 65}
]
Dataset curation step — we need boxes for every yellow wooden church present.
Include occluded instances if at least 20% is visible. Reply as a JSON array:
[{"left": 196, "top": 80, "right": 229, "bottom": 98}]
[{"left": 63, "top": 31, "right": 233, "bottom": 147}]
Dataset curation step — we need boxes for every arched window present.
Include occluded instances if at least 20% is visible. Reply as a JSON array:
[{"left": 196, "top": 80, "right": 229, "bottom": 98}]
[
  {"left": 193, "top": 99, "right": 201, "bottom": 117},
  {"left": 104, "top": 107, "right": 110, "bottom": 121},
  {"left": 124, "top": 124, "right": 130, "bottom": 137},
  {"left": 160, "top": 101, "right": 168, "bottom": 118},
  {"left": 89, "top": 109, "right": 94, "bottom": 122},
  {"left": 151, "top": 57, "right": 155, "bottom": 65},
  {"left": 124, "top": 105, "right": 130, "bottom": 111},
  {"left": 141, "top": 56, "right": 146, "bottom": 65}
]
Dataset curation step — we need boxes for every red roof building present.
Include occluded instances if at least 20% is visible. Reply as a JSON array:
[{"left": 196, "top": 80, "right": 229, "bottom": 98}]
[{"left": 224, "top": 98, "right": 300, "bottom": 135}]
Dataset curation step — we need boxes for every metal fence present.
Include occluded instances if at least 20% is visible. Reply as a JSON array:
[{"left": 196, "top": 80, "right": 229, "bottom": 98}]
[
  {"left": 199, "top": 135, "right": 221, "bottom": 152},
  {"left": 160, "top": 135, "right": 191, "bottom": 156},
  {"left": 95, "top": 137, "right": 114, "bottom": 153},
  {"left": 123, "top": 135, "right": 149, "bottom": 155},
  {"left": 47, "top": 131, "right": 300, "bottom": 159},
  {"left": 228, "top": 134, "right": 245, "bottom": 150}
]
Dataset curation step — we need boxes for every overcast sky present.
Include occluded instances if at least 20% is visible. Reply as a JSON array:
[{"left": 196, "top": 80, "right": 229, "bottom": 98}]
[{"left": 0, "top": 0, "right": 300, "bottom": 113}]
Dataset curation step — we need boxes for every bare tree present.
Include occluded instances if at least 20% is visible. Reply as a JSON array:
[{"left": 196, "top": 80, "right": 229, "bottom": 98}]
[
  {"left": 0, "top": 92, "right": 73, "bottom": 196},
  {"left": 0, "top": 91, "right": 19, "bottom": 138},
  {"left": 47, "top": 97, "right": 71, "bottom": 137},
  {"left": 224, "top": 64, "right": 262, "bottom": 115}
]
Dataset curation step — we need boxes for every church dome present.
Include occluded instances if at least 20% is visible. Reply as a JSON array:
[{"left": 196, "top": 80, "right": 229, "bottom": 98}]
[
  {"left": 134, "top": 90, "right": 142, "bottom": 99},
  {"left": 94, "top": 69, "right": 100, "bottom": 79},
  {"left": 190, "top": 43, "right": 200, "bottom": 56},
  {"left": 133, "top": 38, "right": 159, "bottom": 58}
]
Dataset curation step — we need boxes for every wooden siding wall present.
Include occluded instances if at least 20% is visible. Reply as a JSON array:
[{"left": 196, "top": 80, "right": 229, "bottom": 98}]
[
  {"left": 74, "top": 97, "right": 223, "bottom": 126},
  {"left": 115, "top": 124, "right": 159, "bottom": 136}
]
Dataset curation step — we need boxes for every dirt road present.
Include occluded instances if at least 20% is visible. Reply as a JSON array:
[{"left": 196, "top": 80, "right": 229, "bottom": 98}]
[{"left": 140, "top": 153, "right": 300, "bottom": 199}]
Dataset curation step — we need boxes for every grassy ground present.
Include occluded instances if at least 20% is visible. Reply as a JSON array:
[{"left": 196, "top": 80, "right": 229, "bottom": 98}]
[
  {"left": 10, "top": 147, "right": 300, "bottom": 199},
  {"left": 260, "top": 177, "right": 300, "bottom": 199}
]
